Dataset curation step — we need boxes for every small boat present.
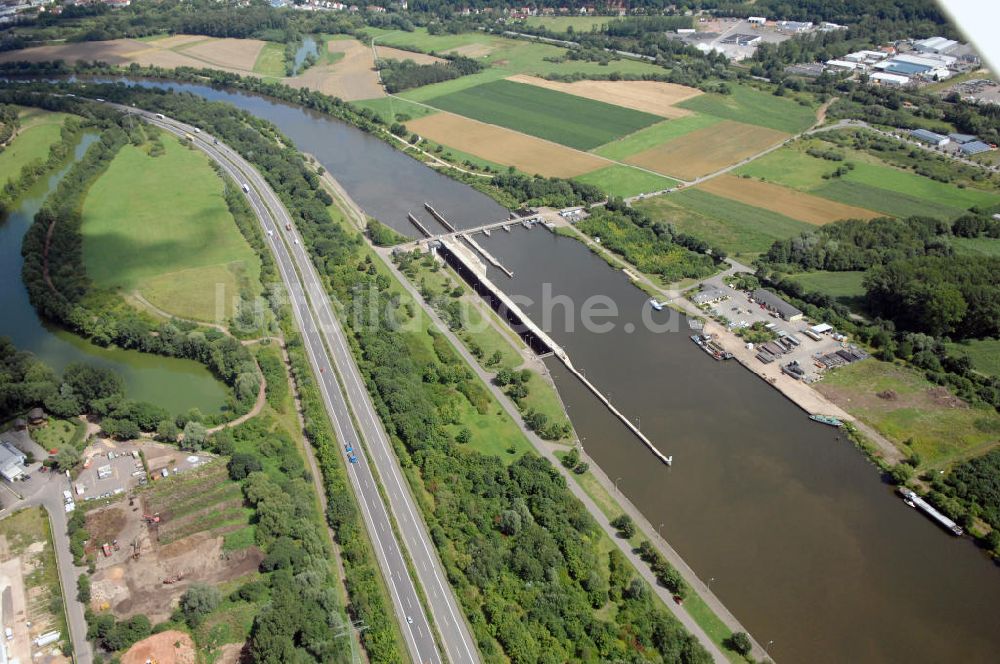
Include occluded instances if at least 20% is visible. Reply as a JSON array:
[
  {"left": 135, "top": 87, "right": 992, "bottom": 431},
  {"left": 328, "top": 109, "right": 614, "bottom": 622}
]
[
  {"left": 809, "top": 414, "right": 844, "bottom": 427},
  {"left": 649, "top": 299, "right": 664, "bottom": 311},
  {"left": 903, "top": 498, "right": 916, "bottom": 508},
  {"left": 503, "top": 225, "right": 511, "bottom": 232},
  {"left": 483, "top": 228, "right": 491, "bottom": 237}
]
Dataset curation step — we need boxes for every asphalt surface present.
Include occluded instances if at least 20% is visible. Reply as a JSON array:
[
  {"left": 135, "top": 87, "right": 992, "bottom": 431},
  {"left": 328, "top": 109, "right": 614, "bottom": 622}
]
[
  {"left": 125, "top": 108, "right": 479, "bottom": 664},
  {"left": 1, "top": 465, "right": 93, "bottom": 664}
]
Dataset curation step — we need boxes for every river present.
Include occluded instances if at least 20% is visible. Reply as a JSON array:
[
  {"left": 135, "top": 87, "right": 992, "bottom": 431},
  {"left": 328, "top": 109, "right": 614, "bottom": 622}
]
[
  {"left": 0, "top": 131, "right": 229, "bottom": 415},
  {"left": 104, "top": 78, "right": 1000, "bottom": 662}
]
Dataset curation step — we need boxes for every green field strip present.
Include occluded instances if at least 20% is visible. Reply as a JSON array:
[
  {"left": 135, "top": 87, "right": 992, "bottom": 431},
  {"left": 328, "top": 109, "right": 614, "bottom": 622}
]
[
  {"left": 591, "top": 114, "right": 723, "bottom": 160},
  {"left": 811, "top": 179, "right": 964, "bottom": 220},
  {"left": 676, "top": 84, "right": 816, "bottom": 134},
  {"left": 423, "top": 79, "right": 661, "bottom": 150},
  {"left": 573, "top": 164, "right": 679, "bottom": 198}
]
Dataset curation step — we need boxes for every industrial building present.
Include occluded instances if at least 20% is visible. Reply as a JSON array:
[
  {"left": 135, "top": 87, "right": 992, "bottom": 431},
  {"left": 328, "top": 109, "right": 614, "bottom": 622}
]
[
  {"left": 751, "top": 289, "right": 803, "bottom": 321},
  {"left": 691, "top": 287, "right": 730, "bottom": 305},
  {"left": 871, "top": 72, "right": 911, "bottom": 87},
  {"left": 910, "top": 128, "right": 950, "bottom": 147},
  {"left": 777, "top": 20, "right": 812, "bottom": 33},
  {"left": 914, "top": 36, "right": 959, "bottom": 55},
  {"left": 960, "top": 140, "right": 992, "bottom": 156},
  {"left": 721, "top": 33, "right": 761, "bottom": 46},
  {"left": 0, "top": 439, "right": 27, "bottom": 482}
]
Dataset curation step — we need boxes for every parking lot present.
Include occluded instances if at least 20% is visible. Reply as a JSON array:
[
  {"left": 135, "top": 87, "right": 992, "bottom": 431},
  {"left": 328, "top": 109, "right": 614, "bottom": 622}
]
[
  {"left": 690, "top": 280, "right": 865, "bottom": 381},
  {"left": 76, "top": 439, "right": 210, "bottom": 503}
]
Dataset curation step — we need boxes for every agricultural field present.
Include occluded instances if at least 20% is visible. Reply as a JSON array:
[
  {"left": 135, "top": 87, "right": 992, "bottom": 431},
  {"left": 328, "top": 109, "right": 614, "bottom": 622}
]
[
  {"left": 0, "top": 507, "right": 67, "bottom": 661},
  {"left": 368, "top": 27, "right": 667, "bottom": 102},
  {"left": 81, "top": 131, "right": 262, "bottom": 322},
  {"left": 634, "top": 189, "right": 812, "bottom": 261},
  {"left": 286, "top": 37, "right": 383, "bottom": 100},
  {"left": 423, "top": 79, "right": 661, "bottom": 150},
  {"left": 572, "top": 164, "right": 678, "bottom": 198},
  {"left": 952, "top": 236, "right": 1000, "bottom": 257},
  {"left": 252, "top": 41, "right": 286, "bottom": 77},
  {"left": 87, "top": 461, "right": 261, "bottom": 622},
  {"left": 816, "top": 360, "right": 1000, "bottom": 469},
  {"left": 350, "top": 95, "right": 437, "bottom": 124},
  {"left": 592, "top": 115, "right": 722, "bottom": 161},
  {"left": 697, "top": 175, "right": 882, "bottom": 225},
  {"left": 736, "top": 137, "right": 1000, "bottom": 219},
  {"left": 676, "top": 84, "right": 818, "bottom": 134},
  {"left": 623, "top": 121, "right": 789, "bottom": 180},
  {"left": 406, "top": 111, "right": 607, "bottom": 177},
  {"left": 507, "top": 75, "right": 702, "bottom": 118},
  {"left": 0, "top": 107, "right": 71, "bottom": 188}
]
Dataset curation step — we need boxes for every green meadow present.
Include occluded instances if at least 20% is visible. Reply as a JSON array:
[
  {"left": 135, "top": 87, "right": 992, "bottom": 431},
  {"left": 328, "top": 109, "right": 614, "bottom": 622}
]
[
  {"left": 592, "top": 115, "right": 722, "bottom": 161},
  {"left": 81, "top": 133, "right": 261, "bottom": 322},
  {"left": 677, "top": 84, "right": 817, "bottom": 134},
  {"left": 573, "top": 165, "right": 678, "bottom": 198},
  {"left": 0, "top": 108, "right": 71, "bottom": 188}
]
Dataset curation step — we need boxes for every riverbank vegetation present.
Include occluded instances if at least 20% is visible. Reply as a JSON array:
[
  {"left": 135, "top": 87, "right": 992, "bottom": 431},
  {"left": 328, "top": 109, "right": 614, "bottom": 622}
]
[
  {"left": 0, "top": 108, "right": 82, "bottom": 215},
  {"left": 575, "top": 198, "right": 724, "bottom": 284}
]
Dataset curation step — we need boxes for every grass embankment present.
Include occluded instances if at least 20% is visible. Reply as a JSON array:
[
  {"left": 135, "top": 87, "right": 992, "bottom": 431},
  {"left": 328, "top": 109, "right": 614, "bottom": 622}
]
[
  {"left": 816, "top": 360, "right": 1000, "bottom": 469},
  {"left": 80, "top": 131, "right": 262, "bottom": 322},
  {"left": 0, "top": 107, "right": 71, "bottom": 187},
  {"left": 635, "top": 189, "right": 811, "bottom": 262},
  {"left": 0, "top": 507, "right": 68, "bottom": 648}
]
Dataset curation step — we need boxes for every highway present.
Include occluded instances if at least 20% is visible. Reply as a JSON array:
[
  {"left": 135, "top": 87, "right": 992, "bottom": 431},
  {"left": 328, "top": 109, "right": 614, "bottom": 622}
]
[{"left": 122, "top": 107, "right": 479, "bottom": 664}]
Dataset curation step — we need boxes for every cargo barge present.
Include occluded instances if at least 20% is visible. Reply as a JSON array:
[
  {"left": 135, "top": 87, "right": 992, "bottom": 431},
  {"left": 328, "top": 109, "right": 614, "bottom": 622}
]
[
  {"left": 690, "top": 334, "right": 733, "bottom": 361},
  {"left": 899, "top": 487, "right": 963, "bottom": 536}
]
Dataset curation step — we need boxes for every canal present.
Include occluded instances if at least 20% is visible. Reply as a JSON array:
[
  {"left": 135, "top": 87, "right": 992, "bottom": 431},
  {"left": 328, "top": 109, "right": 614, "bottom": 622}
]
[
  {"left": 108, "top": 78, "right": 1000, "bottom": 662},
  {"left": 0, "top": 131, "right": 229, "bottom": 415}
]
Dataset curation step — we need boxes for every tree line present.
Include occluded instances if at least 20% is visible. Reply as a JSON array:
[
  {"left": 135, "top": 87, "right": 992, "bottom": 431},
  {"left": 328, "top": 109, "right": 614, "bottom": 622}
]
[{"left": 377, "top": 53, "right": 485, "bottom": 93}]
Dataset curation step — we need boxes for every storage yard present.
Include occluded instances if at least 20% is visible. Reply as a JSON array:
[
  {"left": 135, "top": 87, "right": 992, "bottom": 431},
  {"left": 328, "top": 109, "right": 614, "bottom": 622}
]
[{"left": 86, "top": 462, "right": 260, "bottom": 622}]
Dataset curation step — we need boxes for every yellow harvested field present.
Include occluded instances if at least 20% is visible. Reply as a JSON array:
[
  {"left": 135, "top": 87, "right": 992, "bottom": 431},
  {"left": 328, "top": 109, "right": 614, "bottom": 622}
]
[
  {"left": 508, "top": 74, "right": 701, "bottom": 118},
  {"left": 407, "top": 112, "right": 608, "bottom": 177},
  {"left": 0, "top": 36, "right": 263, "bottom": 75},
  {"left": 286, "top": 38, "right": 384, "bottom": 100},
  {"left": 624, "top": 120, "right": 788, "bottom": 180},
  {"left": 376, "top": 46, "right": 443, "bottom": 64},
  {"left": 0, "top": 40, "right": 142, "bottom": 66},
  {"left": 176, "top": 37, "right": 266, "bottom": 72},
  {"left": 698, "top": 175, "right": 884, "bottom": 225}
]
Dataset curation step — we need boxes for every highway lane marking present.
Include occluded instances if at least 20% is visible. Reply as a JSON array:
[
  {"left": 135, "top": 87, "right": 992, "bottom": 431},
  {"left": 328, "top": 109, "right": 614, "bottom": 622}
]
[{"left": 168, "top": 116, "right": 451, "bottom": 664}]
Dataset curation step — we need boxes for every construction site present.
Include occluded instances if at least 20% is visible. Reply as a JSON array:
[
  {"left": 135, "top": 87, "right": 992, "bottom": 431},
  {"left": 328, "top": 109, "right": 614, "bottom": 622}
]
[{"left": 85, "top": 462, "right": 261, "bottom": 622}]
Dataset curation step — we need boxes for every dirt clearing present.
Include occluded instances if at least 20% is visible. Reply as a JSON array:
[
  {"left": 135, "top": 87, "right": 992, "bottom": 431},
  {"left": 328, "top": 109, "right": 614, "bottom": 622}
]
[
  {"left": 286, "top": 38, "right": 384, "bottom": 100},
  {"left": 0, "top": 40, "right": 142, "bottom": 66},
  {"left": 446, "top": 43, "right": 494, "bottom": 58},
  {"left": 624, "top": 120, "right": 788, "bottom": 179},
  {"left": 122, "top": 630, "right": 196, "bottom": 664},
  {"left": 698, "top": 175, "right": 883, "bottom": 225},
  {"left": 376, "top": 46, "right": 443, "bottom": 64},
  {"left": 508, "top": 74, "right": 701, "bottom": 118},
  {"left": 407, "top": 111, "right": 608, "bottom": 177},
  {"left": 176, "top": 38, "right": 266, "bottom": 72}
]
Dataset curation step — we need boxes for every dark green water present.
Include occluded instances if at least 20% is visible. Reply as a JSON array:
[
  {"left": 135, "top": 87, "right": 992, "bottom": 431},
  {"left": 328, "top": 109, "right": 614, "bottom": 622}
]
[{"left": 0, "top": 132, "right": 229, "bottom": 415}]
